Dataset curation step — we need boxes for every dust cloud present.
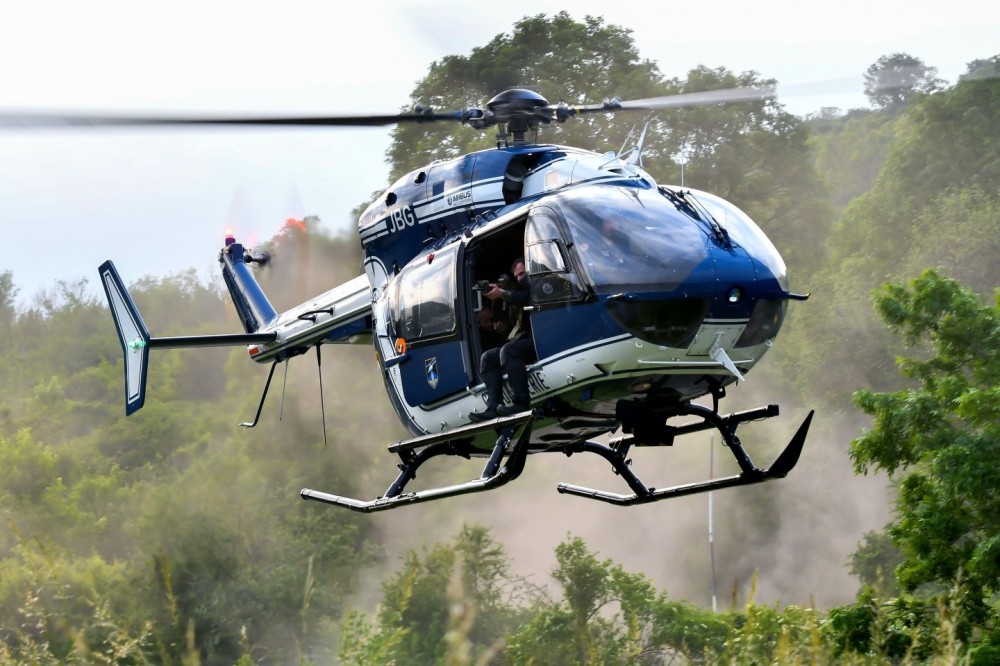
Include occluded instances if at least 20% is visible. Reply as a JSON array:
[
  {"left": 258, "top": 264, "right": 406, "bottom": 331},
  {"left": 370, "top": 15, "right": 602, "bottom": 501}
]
[{"left": 346, "top": 381, "right": 892, "bottom": 613}]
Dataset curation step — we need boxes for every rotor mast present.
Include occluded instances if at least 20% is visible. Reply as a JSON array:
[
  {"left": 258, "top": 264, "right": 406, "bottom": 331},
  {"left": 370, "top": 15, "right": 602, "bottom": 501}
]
[{"left": 496, "top": 116, "right": 539, "bottom": 147}]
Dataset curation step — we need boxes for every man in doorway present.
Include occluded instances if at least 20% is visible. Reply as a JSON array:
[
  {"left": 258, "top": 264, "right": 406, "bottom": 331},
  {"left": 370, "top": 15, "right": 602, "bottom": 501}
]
[{"left": 469, "top": 258, "right": 535, "bottom": 421}]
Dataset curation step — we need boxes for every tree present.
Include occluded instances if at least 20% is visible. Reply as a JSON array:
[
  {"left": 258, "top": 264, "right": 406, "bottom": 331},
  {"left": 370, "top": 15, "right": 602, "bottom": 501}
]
[
  {"left": 789, "top": 69, "right": 1000, "bottom": 409},
  {"left": 848, "top": 529, "right": 903, "bottom": 596},
  {"left": 960, "top": 54, "right": 1000, "bottom": 82},
  {"left": 339, "top": 525, "right": 533, "bottom": 666},
  {"left": 863, "top": 53, "right": 943, "bottom": 111},
  {"left": 386, "top": 12, "right": 668, "bottom": 182},
  {"left": 505, "top": 535, "right": 733, "bottom": 665},
  {"left": 383, "top": 13, "right": 830, "bottom": 280},
  {"left": 0, "top": 223, "right": 387, "bottom": 664},
  {"left": 0, "top": 271, "right": 16, "bottom": 334},
  {"left": 807, "top": 109, "right": 897, "bottom": 210},
  {"left": 850, "top": 270, "right": 1000, "bottom": 631}
]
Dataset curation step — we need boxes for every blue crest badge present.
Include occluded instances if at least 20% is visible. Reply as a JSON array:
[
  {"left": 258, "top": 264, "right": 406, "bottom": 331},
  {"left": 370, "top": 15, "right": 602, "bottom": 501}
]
[{"left": 425, "top": 357, "right": 439, "bottom": 388}]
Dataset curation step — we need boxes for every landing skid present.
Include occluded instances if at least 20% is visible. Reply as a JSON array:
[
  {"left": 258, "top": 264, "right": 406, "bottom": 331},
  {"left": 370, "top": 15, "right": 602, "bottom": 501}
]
[
  {"left": 557, "top": 405, "right": 813, "bottom": 505},
  {"left": 301, "top": 411, "right": 535, "bottom": 513},
  {"left": 299, "top": 403, "right": 813, "bottom": 513}
]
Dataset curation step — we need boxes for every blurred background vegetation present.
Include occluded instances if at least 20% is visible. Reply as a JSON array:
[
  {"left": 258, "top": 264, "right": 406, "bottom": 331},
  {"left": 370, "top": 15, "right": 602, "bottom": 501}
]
[{"left": 1, "top": 13, "right": 999, "bottom": 664}]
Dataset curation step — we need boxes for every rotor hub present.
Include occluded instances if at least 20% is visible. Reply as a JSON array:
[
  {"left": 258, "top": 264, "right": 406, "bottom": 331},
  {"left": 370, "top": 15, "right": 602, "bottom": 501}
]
[
  {"left": 486, "top": 88, "right": 550, "bottom": 116},
  {"left": 486, "top": 89, "right": 552, "bottom": 146}
]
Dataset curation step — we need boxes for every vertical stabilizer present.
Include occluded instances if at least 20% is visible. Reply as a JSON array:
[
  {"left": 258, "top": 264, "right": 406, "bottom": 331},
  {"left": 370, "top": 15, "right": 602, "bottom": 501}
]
[
  {"left": 219, "top": 237, "right": 278, "bottom": 333},
  {"left": 99, "top": 258, "right": 279, "bottom": 416},
  {"left": 99, "top": 261, "right": 151, "bottom": 415}
]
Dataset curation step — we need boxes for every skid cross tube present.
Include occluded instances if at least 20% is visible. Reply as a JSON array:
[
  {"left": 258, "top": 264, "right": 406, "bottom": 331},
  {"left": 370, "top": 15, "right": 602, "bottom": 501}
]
[
  {"left": 608, "top": 404, "right": 779, "bottom": 449},
  {"left": 387, "top": 411, "right": 534, "bottom": 453},
  {"left": 301, "top": 414, "right": 534, "bottom": 512},
  {"left": 558, "top": 408, "right": 813, "bottom": 506}
]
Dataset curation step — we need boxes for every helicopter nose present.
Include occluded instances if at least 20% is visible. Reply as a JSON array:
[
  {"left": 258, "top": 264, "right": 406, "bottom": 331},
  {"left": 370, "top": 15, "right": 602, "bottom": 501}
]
[
  {"left": 688, "top": 243, "right": 789, "bottom": 356},
  {"left": 709, "top": 244, "right": 757, "bottom": 319}
]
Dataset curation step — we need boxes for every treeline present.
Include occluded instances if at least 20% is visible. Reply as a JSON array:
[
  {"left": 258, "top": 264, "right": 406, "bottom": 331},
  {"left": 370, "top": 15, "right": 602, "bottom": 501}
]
[
  {"left": 1, "top": 12, "right": 999, "bottom": 664},
  {"left": 0, "top": 228, "right": 401, "bottom": 662}
]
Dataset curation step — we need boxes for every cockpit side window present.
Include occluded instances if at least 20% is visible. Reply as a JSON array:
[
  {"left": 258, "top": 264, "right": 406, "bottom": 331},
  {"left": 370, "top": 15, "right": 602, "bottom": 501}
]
[
  {"left": 526, "top": 239, "right": 566, "bottom": 274},
  {"left": 391, "top": 246, "right": 457, "bottom": 341},
  {"left": 525, "top": 211, "right": 584, "bottom": 304}
]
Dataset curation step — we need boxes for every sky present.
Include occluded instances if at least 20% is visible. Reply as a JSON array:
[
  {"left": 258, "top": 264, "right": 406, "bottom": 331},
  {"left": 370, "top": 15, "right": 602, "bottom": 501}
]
[{"left": 2, "top": 1, "right": 998, "bottom": 306}]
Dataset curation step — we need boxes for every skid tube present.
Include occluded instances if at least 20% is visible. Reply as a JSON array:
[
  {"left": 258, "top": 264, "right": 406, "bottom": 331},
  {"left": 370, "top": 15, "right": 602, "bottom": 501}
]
[
  {"left": 557, "top": 404, "right": 814, "bottom": 506},
  {"left": 300, "top": 411, "right": 535, "bottom": 513}
]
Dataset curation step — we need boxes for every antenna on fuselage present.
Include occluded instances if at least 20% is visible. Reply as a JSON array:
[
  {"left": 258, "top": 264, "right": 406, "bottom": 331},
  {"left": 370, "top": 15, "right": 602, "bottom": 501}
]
[
  {"left": 316, "top": 344, "right": 328, "bottom": 445},
  {"left": 619, "top": 121, "right": 650, "bottom": 167}
]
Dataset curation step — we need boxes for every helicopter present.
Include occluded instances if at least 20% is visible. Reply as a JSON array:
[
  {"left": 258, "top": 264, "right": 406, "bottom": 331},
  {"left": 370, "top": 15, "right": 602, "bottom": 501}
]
[{"left": 58, "top": 85, "right": 814, "bottom": 513}]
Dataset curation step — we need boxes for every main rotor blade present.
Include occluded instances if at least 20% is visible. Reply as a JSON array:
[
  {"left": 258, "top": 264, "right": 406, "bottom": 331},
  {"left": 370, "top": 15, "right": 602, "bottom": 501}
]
[
  {"left": 0, "top": 110, "right": 468, "bottom": 130},
  {"left": 7, "top": 65, "right": 994, "bottom": 132},
  {"left": 0, "top": 83, "right": 795, "bottom": 131},
  {"left": 615, "top": 85, "right": 778, "bottom": 110}
]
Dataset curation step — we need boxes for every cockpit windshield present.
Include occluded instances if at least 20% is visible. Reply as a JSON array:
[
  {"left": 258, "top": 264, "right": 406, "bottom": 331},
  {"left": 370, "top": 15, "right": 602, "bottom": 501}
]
[
  {"left": 556, "top": 187, "right": 711, "bottom": 292},
  {"left": 552, "top": 186, "right": 787, "bottom": 293},
  {"left": 682, "top": 188, "right": 788, "bottom": 290}
]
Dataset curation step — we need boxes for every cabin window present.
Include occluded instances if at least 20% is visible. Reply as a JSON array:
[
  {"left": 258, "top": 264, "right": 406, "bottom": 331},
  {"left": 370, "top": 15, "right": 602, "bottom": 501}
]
[{"left": 392, "top": 246, "right": 457, "bottom": 340}]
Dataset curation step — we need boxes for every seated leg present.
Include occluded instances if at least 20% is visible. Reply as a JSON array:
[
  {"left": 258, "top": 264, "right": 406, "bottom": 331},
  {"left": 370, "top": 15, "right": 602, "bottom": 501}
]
[
  {"left": 470, "top": 348, "right": 503, "bottom": 421},
  {"left": 500, "top": 337, "right": 536, "bottom": 410}
]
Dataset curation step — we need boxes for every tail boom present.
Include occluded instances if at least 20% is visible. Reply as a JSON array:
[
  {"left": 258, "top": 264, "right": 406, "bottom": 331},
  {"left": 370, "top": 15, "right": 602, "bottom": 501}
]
[
  {"left": 216, "top": 236, "right": 374, "bottom": 362},
  {"left": 100, "top": 233, "right": 374, "bottom": 416}
]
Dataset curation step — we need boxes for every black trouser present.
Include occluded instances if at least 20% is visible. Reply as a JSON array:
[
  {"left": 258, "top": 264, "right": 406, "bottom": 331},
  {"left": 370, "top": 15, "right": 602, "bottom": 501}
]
[{"left": 479, "top": 336, "right": 536, "bottom": 408}]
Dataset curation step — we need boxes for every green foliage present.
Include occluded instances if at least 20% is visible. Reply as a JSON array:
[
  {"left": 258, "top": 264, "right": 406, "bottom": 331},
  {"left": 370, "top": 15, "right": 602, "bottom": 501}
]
[
  {"left": 807, "top": 109, "right": 897, "bottom": 210},
  {"left": 832, "top": 69, "right": 1000, "bottom": 272},
  {"left": 0, "top": 271, "right": 17, "bottom": 340},
  {"left": 349, "top": 528, "right": 975, "bottom": 665},
  {"left": 824, "top": 590, "right": 880, "bottom": 657},
  {"left": 723, "top": 599, "right": 825, "bottom": 665},
  {"left": 822, "top": 585, "right": 956, "bottom": 660},
  {"left": 789, "top": 71, "right": 1000, "bottom": 409},
  {"left": 863, "top": 53, "right": 944, "bottom": 111},
  {"left": 0, "top": 225, "right": 384, "bottom": 663},
  {"left": 850, "top": 270, "right": 1000, "bottom": 631},
  {"left": 489, "top": 534, "right": 731, "bottom": 664},
  {"left": 0, "top": 539, "right": 153, "bottom": 664},
  {"left": 848, "top": 529, "right": 903, "bottom": 596},
  {"left": 0, "top": 429, "right": 58, "bottom": 503},
  {"left": 344, "top": 524, "right": 525, "bottom": 666},
  {"left": 338, "top": 609, "right": 407, "bottom": 666}
]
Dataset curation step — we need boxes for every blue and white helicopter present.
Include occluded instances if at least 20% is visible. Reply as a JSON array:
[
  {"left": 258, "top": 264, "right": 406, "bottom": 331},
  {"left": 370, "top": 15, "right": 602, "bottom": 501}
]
[{"left": 84, "top": 87, "right": 813, "bottom": 512}]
